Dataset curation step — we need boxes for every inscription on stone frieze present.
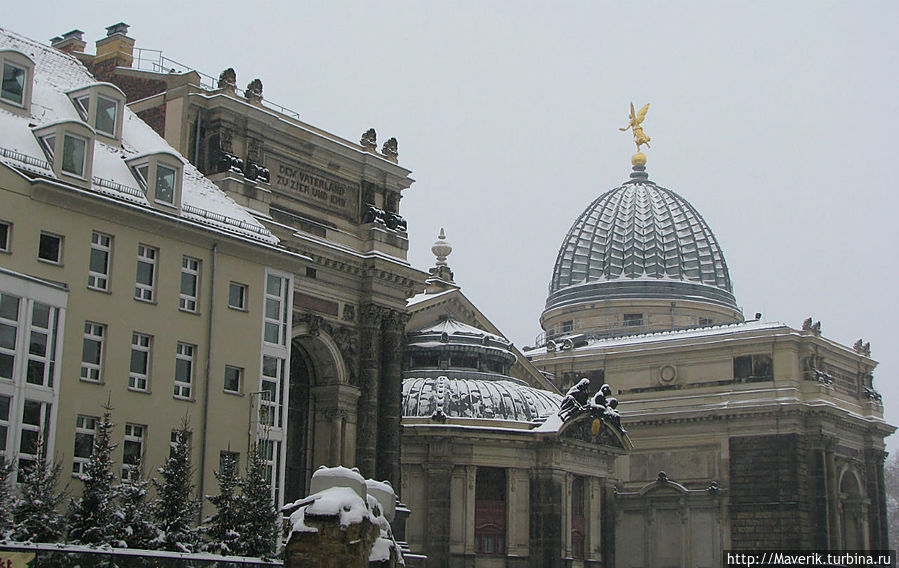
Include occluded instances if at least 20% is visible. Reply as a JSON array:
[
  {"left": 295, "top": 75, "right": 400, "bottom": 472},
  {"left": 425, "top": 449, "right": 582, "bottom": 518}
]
[{"left": 269, "top": 157, "right": 359, "bottom": 221}]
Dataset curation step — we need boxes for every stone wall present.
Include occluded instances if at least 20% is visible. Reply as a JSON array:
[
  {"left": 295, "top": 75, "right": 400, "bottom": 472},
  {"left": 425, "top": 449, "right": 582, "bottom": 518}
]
[{"left": 729, "top": 434, "right": 816, "bottom": 548}]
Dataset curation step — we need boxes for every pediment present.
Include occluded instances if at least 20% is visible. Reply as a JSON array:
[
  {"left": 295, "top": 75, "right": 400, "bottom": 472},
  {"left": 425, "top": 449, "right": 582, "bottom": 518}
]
[{"left": 558, "top": 413, "right": 632, "bottom": 450}]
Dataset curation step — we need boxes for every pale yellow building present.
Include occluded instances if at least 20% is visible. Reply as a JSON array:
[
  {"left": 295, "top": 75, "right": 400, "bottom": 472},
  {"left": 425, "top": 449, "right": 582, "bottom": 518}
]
[{"left": 0, "top": 28, "right": 303, "bottom": 517}]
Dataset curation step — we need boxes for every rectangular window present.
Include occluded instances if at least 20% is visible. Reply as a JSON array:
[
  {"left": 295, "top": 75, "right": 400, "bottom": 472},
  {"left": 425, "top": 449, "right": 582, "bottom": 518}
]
[
  {"left": 571, "top": 476, "right": 586, "bottom": 559},
  {"left": 134, "top": 244, "right": 157, "bottom": 302},
  {"left": 18, "top": 399, "right": 50, "bottom": 482},
  {"left": 95, "top": 95, "right": 117, "bottom": 136},
  {"left": 74, "top": 95, "right": 89, "bottom": 121},
  {"left": 170, "top": 429, "right": 192, "bottom": 458},
  {"left": 260, "top": 356, "right": 285, "bottom": 427},
  {"left": 561, "top": 320, "right": 573, "bottom": 333},
  {"left": 122, "top": 423, "right": 144, "bottom": 480},
  {"left": 129, "top": 333, "right": 151, "bottom": 392},
  {"left": 733, "top": 354, "right": 774, "bottom": 381},
  {"left": 174, "top": 342, "right": 194, "bottom": 399},
  {"left": 1, "top": 62, "right": 26, "bottom": 105},
  {"left": 0, "top": 394, "right": 10, "bottom": 454},
  {"left": 219, "top": 450, "right": 239, "bottom": 474},
  {"left": 699, "top": 317, "right": 713, "bottom": 326},
  {"left": 263, "top": 274, "right": 288, "bottom": 345},
  {"left": 80, "top": 322, "right": 104, "bottom": 382},
  {"left": 259, "top": 439, "right": 281, "bottom": 504},
  {"left": 0, "top": 221, "right": 10, "bottom": 252},
  {"left": 61, "top": 134, "right": 87, "bottom": 177},
  {"left": 179, "top": 257, "right": 200, "bottom": 312},
  {"left": 623, "top": 313, "right": 643, "bottom": 327},
  {"left": 228, "top": 282, "right": 247, "bottom": 310},
  {"left": 0, "top": 294, "right": 20, "bottom": 381},
  {"left": 26, "top": 302, "right": 55, "bottom": 387},
  {"left": 72, "top": 415, "right": 97, "bottom": 477},
  {"left": 38, "top": 232, "right": 62, "bottom": 264},
  {"left": 474, "top": 467, "right": 507, "bottom": 555},
  {"left": 155, "top": 164, "right": 176, "bottom": 204},
  {"left": 39, "top": 134, "right": 56, "bottom": 161},
  {"left": 88, "top": 231, "right": 112, "bottom": 291},
  {"left": 224, "top": 365, "right": 242, "bottom": 394}
]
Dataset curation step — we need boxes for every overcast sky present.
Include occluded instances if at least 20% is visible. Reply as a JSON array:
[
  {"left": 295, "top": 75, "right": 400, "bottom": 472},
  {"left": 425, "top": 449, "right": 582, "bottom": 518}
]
[{"left": 9, "top": 1, "right": 899, "bottom": 449}]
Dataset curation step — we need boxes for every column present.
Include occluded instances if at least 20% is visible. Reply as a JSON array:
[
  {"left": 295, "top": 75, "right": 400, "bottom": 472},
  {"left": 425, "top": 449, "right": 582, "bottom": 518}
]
[
  {"left": 356, "top": 303, "right": 383, "bottom": 477},
  {"left": 507, "top": 468, "right": 530, "bottom": 565},
  {"left": 586, "top": 477, "right": 603, "bottom": 566},
  {"left": 377, "top": 308, "right": 408, "bottom": 485}
]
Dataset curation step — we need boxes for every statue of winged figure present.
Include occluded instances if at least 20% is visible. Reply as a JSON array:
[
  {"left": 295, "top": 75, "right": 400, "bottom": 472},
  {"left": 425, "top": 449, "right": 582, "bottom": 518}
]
[{"left": 620, "top": 102, "right": 651, "bottom": 152}]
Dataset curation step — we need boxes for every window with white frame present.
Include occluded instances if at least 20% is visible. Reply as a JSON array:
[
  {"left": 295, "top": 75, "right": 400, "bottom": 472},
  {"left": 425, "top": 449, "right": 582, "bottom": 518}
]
[
  {"left": 1, "top": 61, "right": 26, "bottom": 105},
  {"left": 0, "top": 50, "right": 34, "bottom": 111},
  {"left": 224, "top": 365, "right": 242, "bottom": 394},
  {"left": 0, "top": 394, "right": 9, "bottom": 455},
  {"left": 60, "top": 133, "right": 87, "bottom": 177},
  {"left": 72, "top": 414, "right": 97, "bottom": 477},
  {"left": 129, "top": 333, "right": 151, "bottom": 392},
  {"left": 260, "top": 356, "right": 284, "bottom": 428},
  {"left": 134, "top": 244, "right": 157, "bottom": 302},
  {"left": 122, "top": 423, "right": 144, "bottom": 480},
  {"left": 258, "top": 439, "right": 281, "bottom": 504},
  {"left": 18, "top": 399, "right": 49, "bottom": 482},
  {"left": 26, "top": 302, "right": 55, "bottom": 388},
  {"left": 32, "top": 120, "right": 94, "bottom": 184},
  {"left": 219, "top": 450, "right": 239, "bottom": 474},
  {"left": 67, "top": 84, "right": 124, "bottom": 140},
  {"left": 0, "top": 293, "right": 20, "bottom": 381},
  {"left": 179, "top": 257, "right": 200, "bottom": 312},
  {"left": 228, "top": 282, "right": 247, "bottom": 310},
  {"left": 174, "top": 342, "right": 194, "bottom": 399},
  {"left": 0, "top": 221, "right": 10, "bottom": 253},
  {"left": 88, "top": 231, "right": 112, "bottom": 291},
  {"left": 80, "top": 322, "right": 104, "bottom": 382},
  {"left": 38, "top": 232, "right": 62, "bottom": 264},
  {"left": 126, "top": 153, "right": 183, "bottom": 209},
  {"left": 263, "top": 274, "right": 289, "bottom": 346},
  {"left": 169, "top": 428, "right": 192, "bottom": 458}
]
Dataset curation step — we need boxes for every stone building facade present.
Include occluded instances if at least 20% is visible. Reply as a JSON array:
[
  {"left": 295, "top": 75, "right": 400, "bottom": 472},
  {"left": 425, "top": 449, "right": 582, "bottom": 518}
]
[
  {"left": 399, "top": 236, "right": 630, "bottom": 568},
  {"left": 527, "top": 160, "right": 894, "bottom": 563}
]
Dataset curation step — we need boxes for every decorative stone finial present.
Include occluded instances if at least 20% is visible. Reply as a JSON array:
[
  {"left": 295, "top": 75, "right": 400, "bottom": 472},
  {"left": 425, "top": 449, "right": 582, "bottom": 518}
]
[
  {"left": 620, "top": 102, "right": 651, "bottom": 166},
  {"left": 431, "top": 228, "right": 452, "bottom": 266},
  {"left": 381, "top": 137, "right": 398, "bottom": 161},
  {"left": 360, "top": 128, "right": 377, "bottom": 150},
  {"left": 245, "top": 79, "right": 263, "bottom": 103},
  {"left": 217, "top": 68, "right": 236, "bottom": 92},
  {"left": 429, "top": 229, "right": 455, "bottom": 283}
]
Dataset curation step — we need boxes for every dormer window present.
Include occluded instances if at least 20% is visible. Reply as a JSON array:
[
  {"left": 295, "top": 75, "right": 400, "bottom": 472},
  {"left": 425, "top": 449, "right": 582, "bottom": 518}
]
[
  {"left": 2, "top": 62, "right": 26, "bottom": 104},
  {"left": 66, "top": 83, "right": 125, "bottom": 141},
  {"left": 0, "top": 50, "right": 34, "bottom": 114},
  {"left": 32, "top": 120, "right": 95, "bottom": 185},
  {"left": 126, "top": 152, "right": 184, "bottom": 210}
]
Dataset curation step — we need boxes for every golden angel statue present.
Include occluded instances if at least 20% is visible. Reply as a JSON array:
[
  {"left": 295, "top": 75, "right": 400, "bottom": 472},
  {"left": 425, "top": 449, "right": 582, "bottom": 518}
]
[{"left": 620, "top": 102, "right": 651, "bottom": 152}]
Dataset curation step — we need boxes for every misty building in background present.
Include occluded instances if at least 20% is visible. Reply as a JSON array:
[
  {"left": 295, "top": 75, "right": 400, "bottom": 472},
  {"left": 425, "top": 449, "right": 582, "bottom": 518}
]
[{"left": 526, "top": 157, "right": 894, "bottom": 563}]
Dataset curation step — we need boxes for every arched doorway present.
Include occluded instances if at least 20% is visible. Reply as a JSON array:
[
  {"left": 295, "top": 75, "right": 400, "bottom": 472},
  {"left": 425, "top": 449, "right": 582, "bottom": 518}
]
[
  {"left": 839, "top": 469, "right": 868, "bottom": 549},
  {"left": 284, "top": 341, "right": 315, "bottom": 503},
  {"left": 285, "top": 327, "right": 359, "bottom": 503}
]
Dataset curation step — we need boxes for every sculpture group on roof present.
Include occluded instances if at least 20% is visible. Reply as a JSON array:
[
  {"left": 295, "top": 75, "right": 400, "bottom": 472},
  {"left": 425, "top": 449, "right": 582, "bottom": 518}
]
[{"left": 558, "top": 378, "right": 625, "bottom": 433}]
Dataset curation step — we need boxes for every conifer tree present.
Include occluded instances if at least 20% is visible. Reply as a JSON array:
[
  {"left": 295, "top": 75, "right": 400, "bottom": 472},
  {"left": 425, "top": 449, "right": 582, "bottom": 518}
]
[
  {"left": 0, "top": 460, "right": 15, "bottom": 539},
  {"left": 203, "top": 451, "right": 244, "bottom": 555},
  {"left": 237, "top": 442, "right": 279, "bottom": 558},
  {"left": 67, "top": 405, "right": 118, "bottom": 545},
  {"left": 114, "top": 456, "right": 158, "bottom": 549},
  {"left": 150, "top": 424, "right": 200, "bottom": 552},
  {"left": 11, "top": 436, "right": 65, "bottom": 542}
]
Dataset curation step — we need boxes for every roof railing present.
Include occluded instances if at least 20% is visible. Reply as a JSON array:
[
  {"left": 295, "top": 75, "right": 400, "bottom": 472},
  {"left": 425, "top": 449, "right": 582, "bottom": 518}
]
[
  {"left": 131, "top": 47, "right": 302, "bottom": 121},
  {"left": 0, "top": 147, "right": 51, "bottom": 170}
]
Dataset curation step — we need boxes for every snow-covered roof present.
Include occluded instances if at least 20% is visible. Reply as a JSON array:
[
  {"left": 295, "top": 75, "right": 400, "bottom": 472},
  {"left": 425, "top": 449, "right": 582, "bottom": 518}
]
[
  {"left": 529, "top": 320, "right": 789, "bottom": 356},
  {"left": 407, "top": 288, "right": 455, "bottom": 306},
  {"left": 409, "top": 317, "right": 507, "bottom": 343},
  {"left": 402, "top": 374, "right": 562, "bottom": 424},
  {"left": 0, "top": 28, "right": 277, "bottom": 245}
]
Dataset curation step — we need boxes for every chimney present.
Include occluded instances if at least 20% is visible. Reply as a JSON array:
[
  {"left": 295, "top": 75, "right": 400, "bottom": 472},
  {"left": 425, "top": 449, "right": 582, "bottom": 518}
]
[
  {"left": 50, "top": 29, "right": 86, "bottom": 54},
  {"left": 95, "top": 22, "right": 135, "bottom": 68}
]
